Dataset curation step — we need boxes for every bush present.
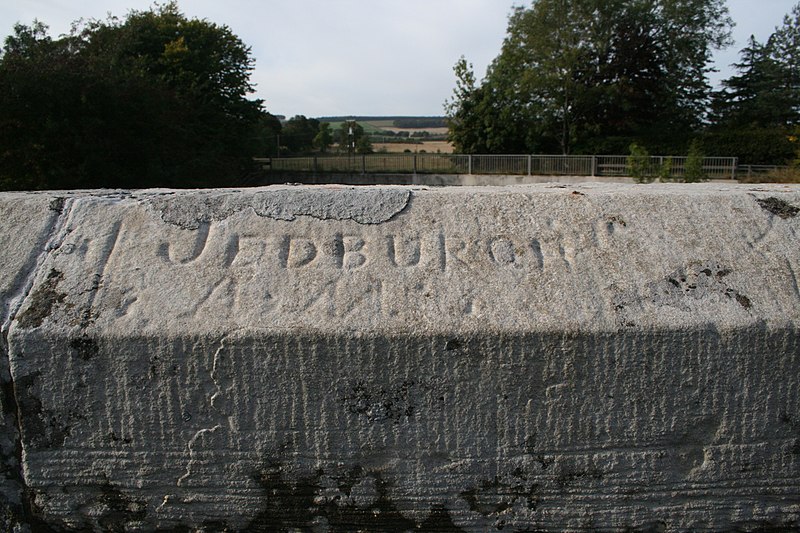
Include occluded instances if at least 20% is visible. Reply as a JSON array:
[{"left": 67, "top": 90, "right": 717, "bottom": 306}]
[
  {"left": 701, "top": 129, "right": 795, "bottom": 165},
  {"left": 684, "top": 139, "right": 707, "bottom": 183},
  {"left": 627, "top": 143, "right": 654, "bottom": 183},
  {"left": 658, "top": 157, "right": 673, "bottom": 182}
]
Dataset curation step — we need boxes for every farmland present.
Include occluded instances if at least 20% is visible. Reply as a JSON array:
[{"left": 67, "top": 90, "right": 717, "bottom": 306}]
[{"left": 318, "top": 116, "right": 454, "bottom": 153}]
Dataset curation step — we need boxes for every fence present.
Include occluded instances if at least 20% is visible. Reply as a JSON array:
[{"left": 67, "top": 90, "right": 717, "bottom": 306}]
[{"left": 257, "top": 154, "right": 740, "bottom": 180}]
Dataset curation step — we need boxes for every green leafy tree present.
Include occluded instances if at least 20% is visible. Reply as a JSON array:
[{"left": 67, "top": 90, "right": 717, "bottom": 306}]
[
  {"left": 446, "top": 0, "right": 732, "bottom": 155},
  {"left": 281, "top": 115, "right": 320, "bottom": 154},
  {"left": 335, "top": 121, "right": 365, "bottom": 154},
  {"left": 683, "top": 139, "right": 707, "bottom": 182},
  {"left": 770, "top": 2, "right": 800, "bottom": 125},
  {"left": 255, "top": 113, "right": 282, "bottom": 156},
  {"left": 0, "top": 3, "right": 267, "bottom": 190},
  {"left": 707, "top": 3, "right": 800, "bottom": 164},
  {"left": 313, "top": 122, "right": 333, "bottom": 153},
  {"left": 356, "top": 135, "right": 373, "bottom": 154},
  {"left": 713, "top": 36, "right": 789, "bottom": 128},
  {"left": 445, "top": 57, "right": 492, "bottom": 153},
  {"left": 658, "top": 156, "right": 674, "bottom": 182},
  {"left": 627, "top": 143, "right": 654, "bottom": 183}
]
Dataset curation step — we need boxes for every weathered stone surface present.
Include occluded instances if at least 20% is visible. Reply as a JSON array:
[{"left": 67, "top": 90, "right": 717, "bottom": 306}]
[
  {"left": 0, "top": 193, "right": 76, "bottom": 531},
  {"left": 2, "top": 183, "right": 799, "bottom": 531}
]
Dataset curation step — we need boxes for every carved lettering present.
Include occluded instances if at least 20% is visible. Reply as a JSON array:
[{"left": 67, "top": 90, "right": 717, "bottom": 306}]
[
  {"left": 298, "top": 279, "right": 381, "bottom": 318},
  {"left": 160, "top": 222, "right": 211, "bottom": 265},
  {"left": 342, "top": 236, "right": 367, "bottom": 270},
  {"left": 489, "top": 238, "right": 516, "bottom": 265},
  {"left": 387, "top": 235, "right": 421, "bottom": 267},
  {"left": 281, "top": 236, "right": 317, "bottom": 268}
]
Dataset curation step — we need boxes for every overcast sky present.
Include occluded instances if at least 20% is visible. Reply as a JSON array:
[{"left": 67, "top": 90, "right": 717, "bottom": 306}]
[{"left": 1, "top": 0, "right": 797, "bottom": 117}]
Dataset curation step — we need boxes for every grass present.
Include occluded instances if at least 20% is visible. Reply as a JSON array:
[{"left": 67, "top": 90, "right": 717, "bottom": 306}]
[{"left": 738, "top": 166, "right": 800, "bottom": 183}]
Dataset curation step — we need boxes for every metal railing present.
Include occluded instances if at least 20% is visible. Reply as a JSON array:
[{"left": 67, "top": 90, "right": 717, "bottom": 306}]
[
  {"left": 256, "top": 154, "right": 739, "bottom": 179},
  {"left": 736, "top": 165, "right": 790, "bottom": 178}
]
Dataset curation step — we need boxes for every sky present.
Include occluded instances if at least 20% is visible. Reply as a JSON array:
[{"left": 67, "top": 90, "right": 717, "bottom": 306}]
[{"left": 1, "top": 0, "right": 797, "bottom": 118}]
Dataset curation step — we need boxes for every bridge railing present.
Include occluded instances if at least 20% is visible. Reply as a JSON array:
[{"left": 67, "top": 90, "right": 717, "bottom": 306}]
[{"left": 256, "top": 154, "right": 739, "bottom": 179}]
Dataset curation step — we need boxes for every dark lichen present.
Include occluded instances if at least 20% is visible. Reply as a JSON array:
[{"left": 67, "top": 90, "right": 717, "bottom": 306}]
[
  {"left": 15, "top": 372, "right": 82, "bottom": 450},
  {"left": 16, "top": 270, "right": 66, "bottom": 329},
  {"left": 48, "top": 197, "right": 65, "bottom": 213},
  {"left": 416, "top": 505, "right": 463, "bottom": 532},
  {"left": 246, "top": 462, "right": 423, "bottom": 532},
  {"left": 340, "top": 380, "right": 420, "bottom": 423},
  {"left": 756, "top": 197, "right": 799, "bottom": 219},
  {"left": 95, "top": 482, "right": 147, "bottom": 532}
]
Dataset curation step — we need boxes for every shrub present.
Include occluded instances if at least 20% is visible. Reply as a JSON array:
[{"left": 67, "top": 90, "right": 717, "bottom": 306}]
[
  {"left": 627, "top": 143, "right": 654, "bottom": 183},
  {"left": 684, "top": 139, "right": 707, "bottom": 183},
  {"left": 658, "top": 156, "right": 674, "bottom": 182}
]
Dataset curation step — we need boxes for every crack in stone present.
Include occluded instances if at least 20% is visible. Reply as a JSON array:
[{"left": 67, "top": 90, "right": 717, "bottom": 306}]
[
  {"left": 176, "top": 425, "right": 222, "bottom": 488},
  {"left": 176, "top": 336, "right": 230, "bottom": 489}
]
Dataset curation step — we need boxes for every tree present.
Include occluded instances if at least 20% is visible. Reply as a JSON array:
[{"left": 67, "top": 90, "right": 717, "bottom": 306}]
[
  {"left": 313, "top": 122, "right": 333, "bottom": 153},
  {"left": 683, "top": 139, "right": 707, "bottom": 182},
  {"left": 627, "top": 143, "right": 654, "bottom": 183},
  {"left": 356, "top": 135, "right": 373, "bottom": 154},
  {"left": 255, "top": 113, "right": 283, "bottom": 156},
  {"left": 445, "top": 57, "right": 485, "bottom": 153},
  {"left": 281, "top": 115, "right": 320, "bottom": 154},
  {"left": 0, "top": 3, "right": 268, "bottom": 190},
  {"left": 767, "top": 2, "right": 800, "bottom": 126},
  {"left": 707, "top": 3, "right": 800, "bottom": 164},
  {"left": 713, "top": 36, "right": 790, "bottom": 128},
  {"left": 335, "top": 121, "right": 365, "bottom": 154},
  {"left": 446, "top": 0, "right": 733, "bottom": 155}
]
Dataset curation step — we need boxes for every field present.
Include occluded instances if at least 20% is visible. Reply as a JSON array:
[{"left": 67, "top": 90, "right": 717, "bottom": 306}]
[
  {"left": 373, "top": 140, "right": 454, "bottom": 153},
  {"left": 319, "top": 116, "right": 449, "bottom": 135},
  {"left": 319, "top": 116, "right": 454, "bottom": 153},
  {"left": 322, "top": 121, "right": 388, "bottom": 135}
]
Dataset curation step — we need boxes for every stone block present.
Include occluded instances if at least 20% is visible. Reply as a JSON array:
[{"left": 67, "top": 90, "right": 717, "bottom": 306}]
[{"left": 2, "top": 184, "right": 799, "bottom": 530}]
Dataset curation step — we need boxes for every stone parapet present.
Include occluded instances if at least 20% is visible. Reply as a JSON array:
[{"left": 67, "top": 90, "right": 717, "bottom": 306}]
[{"left": 1, "top": 184, "right": 798, "bottom": 530}]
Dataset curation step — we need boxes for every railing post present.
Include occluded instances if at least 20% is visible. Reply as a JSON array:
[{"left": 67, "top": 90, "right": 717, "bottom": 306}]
[
  {"left": 527, "top": 155, "right": 532, "bottom": 176},
  {"left": 313, "top": 156, "right": 318, "bottom": 174},
  {"left": 592, "top": 156, "right": 597, "bottom": 177},
  {"left": 361, "top": 154, "right": 366, "bottom": 175},
  {"left": 468, "top": 154, "right": 472, "bottom": 175},
  {"left": 413, "top": 154, "right": 417, "bottom": 175},
  {"left": 732, "top": 157, "right": 737, "bottom": 180}
]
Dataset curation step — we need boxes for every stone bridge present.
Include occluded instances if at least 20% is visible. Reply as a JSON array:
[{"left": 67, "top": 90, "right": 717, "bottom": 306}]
[{"left": 1, "top": 183, "right": 798, "bottom": 531}]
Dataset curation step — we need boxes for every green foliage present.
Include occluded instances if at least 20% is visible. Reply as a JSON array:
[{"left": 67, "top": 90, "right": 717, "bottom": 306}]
[
  {"left": 712, "top": 37, "right": 790, "bottom": 128},
  {"left": 313, "top": 122, "right": 333, "bottom": 153},
  {"left": 255, "top": 113, "right": 283, "bottom": 157},
  {"left": 335, "top": 121, "right": 366, "bottom": 154},
  {"left": 0, "top": 3, "right": 269, "bottom": 190},
  {"left": 700, "top": 128, "right": 795, "bottom": 165},
  {"left": 627, "top": 143, "right": 654, "bottom": 183},
  {"left": 355, "top": 135, "right": 373, "bottom": 154},
  {"left": 707, "top": 3, "right": 800, "bottom": 164},
  {"left": 281, "top": 115, "right": 320, "bottom": 154},
  {"left": 684, "top": 140, "right": 708, "bottom": 183},
  {"left": 445, "top": 0, "right": 732, "bottom": 155},
  {"left": 658, "top": 157, "right": 674, "bottom": 182}
]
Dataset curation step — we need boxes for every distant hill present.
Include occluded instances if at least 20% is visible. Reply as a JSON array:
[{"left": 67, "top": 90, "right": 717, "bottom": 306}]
[{"left": 318, "top": 116, "right": 447, "bottom": 130}]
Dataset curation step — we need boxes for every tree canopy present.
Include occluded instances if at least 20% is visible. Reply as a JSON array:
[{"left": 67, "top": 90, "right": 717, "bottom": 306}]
[
  {"left": 704, "top": 3, "right": 800, "bottom": 164},
  {"left": 0, "top": 2, "right": 275, "bottom": 190},
  {"left": 447, "top": 0, "right": 734, "bottom": 155}
]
